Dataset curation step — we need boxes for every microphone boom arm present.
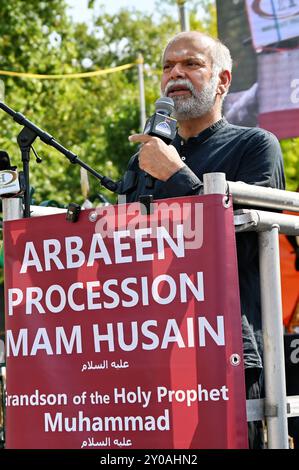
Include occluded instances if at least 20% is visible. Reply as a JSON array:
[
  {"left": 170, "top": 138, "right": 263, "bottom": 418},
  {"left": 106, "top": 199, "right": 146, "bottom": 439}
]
[{"left": 0, "top": 101, "right": 118, "bottom": 217}]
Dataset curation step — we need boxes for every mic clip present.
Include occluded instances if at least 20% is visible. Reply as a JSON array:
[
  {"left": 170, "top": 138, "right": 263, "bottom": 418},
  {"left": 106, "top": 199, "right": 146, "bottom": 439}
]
[
  {"left": 66, "top": 202, "right": 81, "bottom": 223},
  {"left": 139, "top": 194, "right": 154, "bottom": 215}
]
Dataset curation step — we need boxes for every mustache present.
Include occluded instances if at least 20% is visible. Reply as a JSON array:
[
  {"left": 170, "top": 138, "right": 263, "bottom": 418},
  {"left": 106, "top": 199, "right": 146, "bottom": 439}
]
[{"left": 163, "top": 79, "right": 195, "bottom": 97}]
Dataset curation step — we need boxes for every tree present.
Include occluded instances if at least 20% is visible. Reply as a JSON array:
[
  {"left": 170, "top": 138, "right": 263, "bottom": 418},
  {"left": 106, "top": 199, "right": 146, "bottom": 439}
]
[
  {"left": 0, "top": 0, "right": 297, "bottom": 206},
  {"left": 0, "top": 1, "right": 179, "bottom": 205},
  {"left": 0, "top": 0, "right": 83, "bottom": 203},
  {"left": 280, "top": 139, "right": 299, "bottom": 191},
  {"left": 155, "top": 0, "right": 217, "bottom": 35}
]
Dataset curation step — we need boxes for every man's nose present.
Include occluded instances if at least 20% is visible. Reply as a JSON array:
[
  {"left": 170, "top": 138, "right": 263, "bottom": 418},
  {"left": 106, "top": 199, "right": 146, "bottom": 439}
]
[{"left": 170, "top": 62, "right": 185, "bottom": 79}]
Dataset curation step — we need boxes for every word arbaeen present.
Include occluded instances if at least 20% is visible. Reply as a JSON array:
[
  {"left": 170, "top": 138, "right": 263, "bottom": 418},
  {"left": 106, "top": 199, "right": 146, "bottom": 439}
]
[{"left": 19, "top": 225, "right": 185, "bottom": 273}]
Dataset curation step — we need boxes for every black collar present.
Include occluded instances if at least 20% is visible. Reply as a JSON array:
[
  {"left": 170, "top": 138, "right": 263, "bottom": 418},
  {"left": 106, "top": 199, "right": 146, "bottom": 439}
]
[{"left": 175, "top": 118, "right": 228, "bottom": 146}]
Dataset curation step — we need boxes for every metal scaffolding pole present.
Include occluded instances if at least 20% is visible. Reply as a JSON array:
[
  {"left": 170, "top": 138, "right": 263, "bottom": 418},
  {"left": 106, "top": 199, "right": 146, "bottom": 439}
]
[
  {"left": 203, "top": 172, "right": 227, "bottom": 194},
  {"left": 228, "top": 181, "right": 299, "bottom": 212},
  {"left": 203, "top": 172, "right": 299, "bottom": 449},
  {"left": 137, "top": 53, "right": 146, "bottom": 132},
  {"left": 234, "top": 209, "right": 299, "bottom": 235},
  {"left": 2, "top": 198, "right": 23, "bottom": 221},
  {"left": 259, "top": 227, "right": 289, "bottom": 449}
]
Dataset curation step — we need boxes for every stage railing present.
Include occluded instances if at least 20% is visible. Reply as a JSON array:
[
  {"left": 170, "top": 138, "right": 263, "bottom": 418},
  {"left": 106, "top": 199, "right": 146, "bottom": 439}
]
[{"left": 203, "top": 173, "right": 299, "bottom": 449}]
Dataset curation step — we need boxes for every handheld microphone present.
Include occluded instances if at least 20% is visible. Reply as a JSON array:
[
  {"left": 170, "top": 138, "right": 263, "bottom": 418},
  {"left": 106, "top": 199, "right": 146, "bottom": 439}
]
[
  {"left": 143, "top": 97, "right": 177, "bottom": 189},
  {"left": 0, "top": 151, "right": 24, "bottom": 197}
]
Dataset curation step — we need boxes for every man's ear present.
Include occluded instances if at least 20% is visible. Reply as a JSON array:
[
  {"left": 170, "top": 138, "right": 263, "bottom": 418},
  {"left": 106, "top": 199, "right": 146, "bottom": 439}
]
[{"left": 217, "top": 70, "right": 231, "bottom": 97}]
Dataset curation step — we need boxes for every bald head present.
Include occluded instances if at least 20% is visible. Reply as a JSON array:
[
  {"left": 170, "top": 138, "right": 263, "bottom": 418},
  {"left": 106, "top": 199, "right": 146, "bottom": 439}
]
[{"left": 163, "top": 31, "right": 232, "bottom": 76}]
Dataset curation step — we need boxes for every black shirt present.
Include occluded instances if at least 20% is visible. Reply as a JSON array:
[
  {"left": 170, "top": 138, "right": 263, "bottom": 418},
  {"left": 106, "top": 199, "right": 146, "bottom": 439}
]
[{"left": 121, "top": 118, "right": 285, "bottom": 368}]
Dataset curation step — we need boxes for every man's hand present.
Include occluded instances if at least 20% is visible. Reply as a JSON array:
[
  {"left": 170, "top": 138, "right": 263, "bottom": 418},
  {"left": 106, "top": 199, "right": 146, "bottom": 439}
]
[{"left": 128, "top": 134, "right": 185, "bottom": 181}]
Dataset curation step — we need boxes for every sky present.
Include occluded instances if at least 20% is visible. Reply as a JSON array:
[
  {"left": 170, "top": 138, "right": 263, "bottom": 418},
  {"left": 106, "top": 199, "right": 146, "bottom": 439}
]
[{"left": 66, "top": 0, "right": 178, "bottom": 23}]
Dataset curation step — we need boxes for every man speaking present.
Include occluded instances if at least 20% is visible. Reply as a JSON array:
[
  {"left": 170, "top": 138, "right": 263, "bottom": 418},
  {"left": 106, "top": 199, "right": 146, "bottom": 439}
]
[{"left": 120, "top": 31, "right": 285, "bottom": 449}]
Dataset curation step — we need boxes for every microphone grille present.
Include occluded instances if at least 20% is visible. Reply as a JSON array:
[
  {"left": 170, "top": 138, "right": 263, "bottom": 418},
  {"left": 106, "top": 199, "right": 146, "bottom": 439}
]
[{"left": 155, "top": 97, "right": 174, "bottom": 116}]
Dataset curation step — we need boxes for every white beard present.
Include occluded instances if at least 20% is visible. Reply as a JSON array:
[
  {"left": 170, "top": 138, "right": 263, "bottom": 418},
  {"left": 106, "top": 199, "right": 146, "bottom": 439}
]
[{"left": 163, "top": 75, "right": 219, "bottom": 120}]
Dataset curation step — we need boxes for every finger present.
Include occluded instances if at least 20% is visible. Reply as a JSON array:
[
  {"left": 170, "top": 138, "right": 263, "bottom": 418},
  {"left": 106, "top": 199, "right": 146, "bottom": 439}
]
[{"left": 128, "top": 134, "right": 153, "bottom": 144}]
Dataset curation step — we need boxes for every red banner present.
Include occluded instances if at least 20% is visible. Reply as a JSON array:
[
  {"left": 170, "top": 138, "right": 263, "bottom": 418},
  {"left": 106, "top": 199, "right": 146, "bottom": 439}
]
[
  {"left": 4, "top": 195, "right": 248, "bottom": 449},
  {"left": 258, "top": 109, "right": 299, "bottom": 140}
]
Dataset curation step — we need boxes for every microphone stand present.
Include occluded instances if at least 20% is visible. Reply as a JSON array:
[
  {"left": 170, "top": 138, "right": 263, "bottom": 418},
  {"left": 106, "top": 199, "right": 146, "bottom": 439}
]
[{"left": 0, "top": 101, "right": 119, "bottom": 218}]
